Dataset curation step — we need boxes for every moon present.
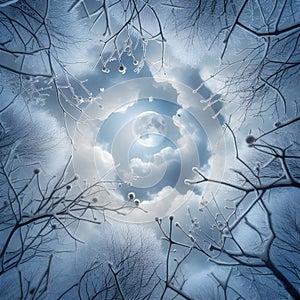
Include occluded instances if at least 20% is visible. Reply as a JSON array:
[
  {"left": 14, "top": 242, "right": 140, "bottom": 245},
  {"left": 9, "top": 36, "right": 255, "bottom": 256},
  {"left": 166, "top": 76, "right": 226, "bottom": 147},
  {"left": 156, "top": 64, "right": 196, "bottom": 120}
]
[{"left": 133, "top": 111, "right": 167, "bottom": 147}]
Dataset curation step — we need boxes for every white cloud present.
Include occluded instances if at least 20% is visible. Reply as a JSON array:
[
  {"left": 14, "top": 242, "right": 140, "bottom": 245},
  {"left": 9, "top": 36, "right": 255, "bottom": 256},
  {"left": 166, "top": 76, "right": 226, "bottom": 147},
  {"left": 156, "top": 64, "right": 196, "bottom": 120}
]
[
  {"left": 130, "top": 157, "right": 152, "bottom": 176},
  {"left": 114, "top": 101, "right": 137, "bottom": 113},
  {"left": 72, "top": 77, "right": 225, "bottom": 222},
  {"left": 145, "top": 187, "right": 199, "bottom": 217},
  {"left": 94, "top": 144, "right": 116, "bottom": 179},
  {"left": 127, "top": 146, "right": 178, "bottom": 188}
]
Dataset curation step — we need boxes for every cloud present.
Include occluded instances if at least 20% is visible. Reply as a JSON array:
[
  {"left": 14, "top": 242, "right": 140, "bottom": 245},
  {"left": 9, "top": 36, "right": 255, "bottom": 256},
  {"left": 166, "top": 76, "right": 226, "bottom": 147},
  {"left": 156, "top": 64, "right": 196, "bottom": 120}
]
[
  {"left": 129, "top": 146, "right": 178, "bottom": 177},
  {"left": 71, "top": 77, "right": 226, "bottom": 222},
  {"left": 143, "top": 187, "right": 200, "bottom": 220},
  {"left": 130, "top": 157, "right": 153, "bottom": 177},
  {"left": 94, "top": 144, "right": 116, "bottom": 179},
  {"left": 114, "top": 101, "right": 137, "bottom": 113}
]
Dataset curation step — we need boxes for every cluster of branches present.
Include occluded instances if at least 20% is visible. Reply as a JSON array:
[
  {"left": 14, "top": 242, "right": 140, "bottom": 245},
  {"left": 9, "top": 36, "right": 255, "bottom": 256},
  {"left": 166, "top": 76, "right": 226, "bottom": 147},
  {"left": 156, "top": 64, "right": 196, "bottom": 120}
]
[
  {"left": 60, "top": 219, "right": 204, "bottom": 300},
  {"left": 0, "top": 0, "right": 166, "bottom": 137},
  {"left": 0, "top": 1, "right": 166, "bottom": 296},
  {"left": 0, "top": 153, "right": 133, "bottom": 298},
  {"left": 1, "top": 1, "right": 298, "bottom": 121},
  {"left": 154, "top": 117, "right": 300, "bottom": 299},
  {"left": 164, "top": 0, "right": 300, "bottom": 118},
  {"left": 68, "top": 0, "right": 166, "bottom": 74},
  {"left": 59, "top": 225, "right": 164, "bottom": 300},
  {"left": 0, "top": 99, "right": 143, "bottom": 298},
  {"left": 0, "top": 1, "right": 299, "bottom": 299},
  {"left": 0, "top": 0, "right": 94, "bottom": 140}
]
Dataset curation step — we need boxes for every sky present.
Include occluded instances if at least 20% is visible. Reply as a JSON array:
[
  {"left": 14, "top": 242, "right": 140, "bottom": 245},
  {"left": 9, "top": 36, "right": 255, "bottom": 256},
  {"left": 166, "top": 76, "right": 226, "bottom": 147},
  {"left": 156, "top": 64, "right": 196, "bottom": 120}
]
[
  {"left": 0, "top": 0, "right": 299, "bottom": 299},
  {"left": 71, "top": 76, "right": 227, "bottom": 223}
]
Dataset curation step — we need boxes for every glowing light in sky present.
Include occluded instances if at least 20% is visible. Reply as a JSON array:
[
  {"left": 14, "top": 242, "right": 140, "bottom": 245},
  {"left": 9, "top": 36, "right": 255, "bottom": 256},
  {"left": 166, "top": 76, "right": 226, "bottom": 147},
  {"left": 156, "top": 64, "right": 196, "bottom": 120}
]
[
  {"left": 73, "top": 78, "right": 225, "bottom": 222},
  {"left": 133, "top": 111, "right": 167, "bottom": 147}
]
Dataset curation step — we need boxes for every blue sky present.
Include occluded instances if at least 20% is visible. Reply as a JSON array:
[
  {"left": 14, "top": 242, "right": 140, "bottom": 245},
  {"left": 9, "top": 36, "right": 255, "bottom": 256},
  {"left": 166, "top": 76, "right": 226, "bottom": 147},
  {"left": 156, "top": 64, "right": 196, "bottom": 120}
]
[
  {"left": 71, "top": 76, "right": 225, "bottom": 222},
  {"left": 0, "top": 1, "right": 299, "bottom": 298},
  {"left": 95, "top": 97, "right": 210, "bottom": 202}
]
